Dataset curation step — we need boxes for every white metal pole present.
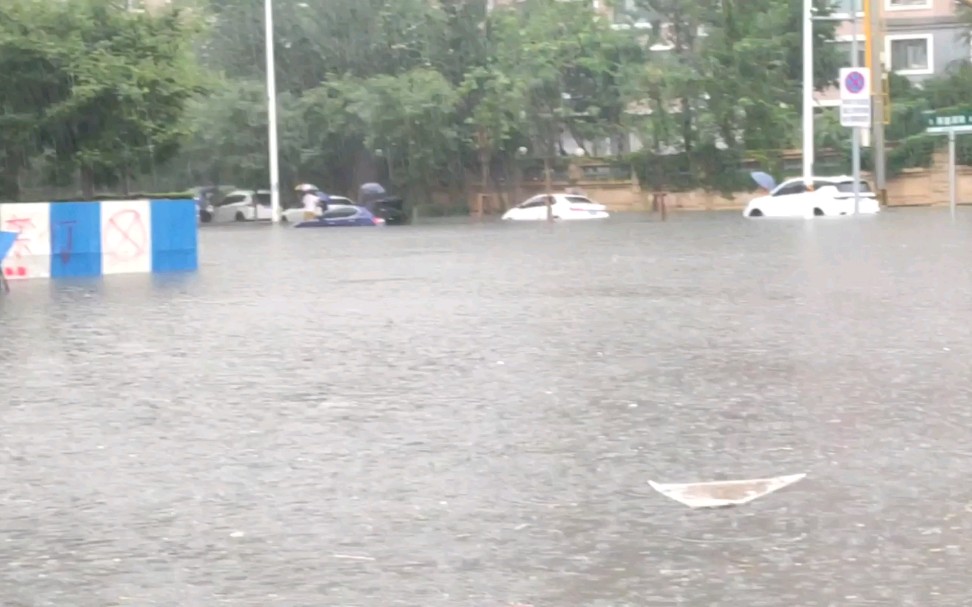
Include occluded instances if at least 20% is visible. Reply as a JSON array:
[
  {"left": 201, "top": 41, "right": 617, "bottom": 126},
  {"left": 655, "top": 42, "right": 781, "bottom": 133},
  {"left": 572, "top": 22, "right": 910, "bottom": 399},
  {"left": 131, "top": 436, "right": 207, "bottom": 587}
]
[
  {"left": 802, "top": 0, "right": 814, "bottom": 186},
  {"left": 265, "top": 0, "right": 281, "bottom": 223},
  {"left": 949, "top": 130, "right": 957, "bottom": 221},
  {"left": 851, "top": 0, "right": 861, "bottom": 215}
]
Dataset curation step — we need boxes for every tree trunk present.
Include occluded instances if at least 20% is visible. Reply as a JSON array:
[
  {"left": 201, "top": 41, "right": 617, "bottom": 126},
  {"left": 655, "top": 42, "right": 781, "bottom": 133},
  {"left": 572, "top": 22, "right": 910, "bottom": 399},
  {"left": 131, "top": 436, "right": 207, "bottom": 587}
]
[
  {"left": 511, "top": 156, "right": 521, "bottom": 212},
  {"left": 673, "top": 8, "right": 697, "bottom": 155},
  {"left": 80, "top": 165, "right": 95, "bottom": 199},
  {"left": 680, "top": 98, "right": 694, "bottom": 154},
  {"left": 478, "top": 152, "right": 489, "bottom": 219},
  {"left": 0, "top": 149, "right": 22, "bottom": 202},
  {"left": 544, "top": 156, "right": 553, "bottom": 222}
]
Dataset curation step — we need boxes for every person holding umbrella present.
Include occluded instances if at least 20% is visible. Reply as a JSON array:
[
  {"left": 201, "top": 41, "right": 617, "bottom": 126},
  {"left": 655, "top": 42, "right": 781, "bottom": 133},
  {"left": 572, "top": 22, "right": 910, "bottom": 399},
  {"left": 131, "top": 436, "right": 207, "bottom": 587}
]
[{"left": 294, "top": 183, "right": 329, "bottom": 220}]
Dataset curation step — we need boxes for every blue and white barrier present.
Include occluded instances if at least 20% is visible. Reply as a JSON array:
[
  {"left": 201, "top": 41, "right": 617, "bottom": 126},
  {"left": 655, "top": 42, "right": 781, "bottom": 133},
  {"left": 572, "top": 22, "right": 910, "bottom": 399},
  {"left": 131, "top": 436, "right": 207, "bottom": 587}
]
[{"left": 0, "top": 199, "right": 198, "bottom": 280}]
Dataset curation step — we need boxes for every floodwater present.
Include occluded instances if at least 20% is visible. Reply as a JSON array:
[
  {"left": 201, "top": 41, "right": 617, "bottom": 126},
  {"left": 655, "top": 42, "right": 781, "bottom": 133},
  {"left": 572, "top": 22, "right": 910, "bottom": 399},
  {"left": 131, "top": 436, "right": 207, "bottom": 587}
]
[{"left": 2, "top": 209, "right": 972, "bottom": 607}]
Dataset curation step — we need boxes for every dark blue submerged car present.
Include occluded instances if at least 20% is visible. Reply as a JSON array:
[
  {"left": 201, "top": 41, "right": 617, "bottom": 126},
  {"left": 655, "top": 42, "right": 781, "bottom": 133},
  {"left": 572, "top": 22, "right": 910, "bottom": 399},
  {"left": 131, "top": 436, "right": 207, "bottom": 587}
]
[{"left": 294, "top": 205, "right": 385, "bottom": 228}]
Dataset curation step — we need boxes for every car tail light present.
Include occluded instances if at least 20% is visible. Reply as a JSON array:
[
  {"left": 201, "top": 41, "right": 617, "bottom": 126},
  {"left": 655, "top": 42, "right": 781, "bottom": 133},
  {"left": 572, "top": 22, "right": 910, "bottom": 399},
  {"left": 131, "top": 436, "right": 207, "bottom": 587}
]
[{"left": 373, "top": 217, "right": 385, "bottom": 225}]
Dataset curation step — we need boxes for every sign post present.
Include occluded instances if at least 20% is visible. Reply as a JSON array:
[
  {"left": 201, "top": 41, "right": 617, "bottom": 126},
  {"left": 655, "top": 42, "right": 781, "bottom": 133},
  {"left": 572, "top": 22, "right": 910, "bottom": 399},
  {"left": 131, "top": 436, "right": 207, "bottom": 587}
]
[
  {"left": 924, "top": 109, "right": 972, "bottom": 220},
  {"left": 840, "top": 66, "right": 871, "bottom": 214}
]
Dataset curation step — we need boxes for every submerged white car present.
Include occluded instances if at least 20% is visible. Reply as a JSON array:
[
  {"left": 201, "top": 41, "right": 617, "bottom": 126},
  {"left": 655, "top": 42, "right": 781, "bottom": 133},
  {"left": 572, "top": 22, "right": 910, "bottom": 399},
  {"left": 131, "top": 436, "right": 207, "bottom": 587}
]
[
  {"left": 210, "top": 190, "right": 273, "bottom": 223},
  {"left": 743, "top": 175, "right": 880, "bottom": 218},
  {"left": 502, "top": 194, "right": 609, "bottom": 221}
]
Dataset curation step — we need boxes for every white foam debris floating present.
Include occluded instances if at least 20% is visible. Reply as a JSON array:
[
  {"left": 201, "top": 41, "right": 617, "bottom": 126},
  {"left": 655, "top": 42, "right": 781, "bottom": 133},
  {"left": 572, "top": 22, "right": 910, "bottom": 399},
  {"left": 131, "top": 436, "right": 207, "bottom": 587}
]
[{"left": 648, "top": 473, "right": 806, "bottom": 509}]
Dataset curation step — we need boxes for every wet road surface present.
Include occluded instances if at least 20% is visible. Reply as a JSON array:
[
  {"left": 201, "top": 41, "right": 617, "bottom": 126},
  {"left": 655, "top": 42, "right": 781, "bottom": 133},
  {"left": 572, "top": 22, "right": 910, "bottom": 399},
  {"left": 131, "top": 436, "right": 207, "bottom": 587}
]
[{"left": 2, "top": 209, "right": 972, "bottom": 606}]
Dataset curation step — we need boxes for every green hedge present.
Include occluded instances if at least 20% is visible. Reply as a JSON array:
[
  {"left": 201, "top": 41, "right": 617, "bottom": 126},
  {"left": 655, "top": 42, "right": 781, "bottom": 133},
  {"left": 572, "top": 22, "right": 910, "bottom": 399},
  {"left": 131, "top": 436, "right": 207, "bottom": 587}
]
[
  {"left": 627, "top": 145, "right": 753, "bottom": 194},
  {"left": 46, "top": 192, "right": 195, "bottom": 202}
]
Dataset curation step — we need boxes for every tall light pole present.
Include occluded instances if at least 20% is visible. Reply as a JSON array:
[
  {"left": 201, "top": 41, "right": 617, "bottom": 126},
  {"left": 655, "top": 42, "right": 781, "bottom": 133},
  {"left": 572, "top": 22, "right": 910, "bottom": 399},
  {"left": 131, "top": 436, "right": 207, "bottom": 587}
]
[
  {"left": 265, "top": 0, "right": 281, "bottom": 223},
  {"left": 850, "top": 0, "right": 861, "bottom": 214},
  {"left": 802, "top": 0, "right": 814, "bottom": 186}
]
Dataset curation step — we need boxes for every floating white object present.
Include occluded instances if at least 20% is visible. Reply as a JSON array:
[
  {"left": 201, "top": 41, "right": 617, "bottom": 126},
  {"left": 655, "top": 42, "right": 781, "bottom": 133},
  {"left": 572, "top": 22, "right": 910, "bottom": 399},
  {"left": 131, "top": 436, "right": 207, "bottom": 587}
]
[{"left": 648, "top": 473, "right": 806, "bottom": 509}]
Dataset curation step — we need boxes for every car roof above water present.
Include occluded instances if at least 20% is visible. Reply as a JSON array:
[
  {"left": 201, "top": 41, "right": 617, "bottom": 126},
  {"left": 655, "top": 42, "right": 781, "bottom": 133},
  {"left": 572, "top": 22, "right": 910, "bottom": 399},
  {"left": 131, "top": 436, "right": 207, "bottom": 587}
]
[{"left": 779, "top": 175, "right": 864, "bottom": 185}]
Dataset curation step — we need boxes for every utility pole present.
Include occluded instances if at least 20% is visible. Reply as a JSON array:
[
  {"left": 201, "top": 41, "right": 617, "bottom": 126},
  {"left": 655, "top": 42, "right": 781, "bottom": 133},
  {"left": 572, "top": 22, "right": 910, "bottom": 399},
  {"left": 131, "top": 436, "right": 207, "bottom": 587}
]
[
  {"left": 265, "top": 0, "right": 281, "bottom": 223},
  {"left": 866, "top": 0, "right": 887, "bottom": 206},
  {"left": 801, "top": 0, "right": 814, "bottom": 185}
]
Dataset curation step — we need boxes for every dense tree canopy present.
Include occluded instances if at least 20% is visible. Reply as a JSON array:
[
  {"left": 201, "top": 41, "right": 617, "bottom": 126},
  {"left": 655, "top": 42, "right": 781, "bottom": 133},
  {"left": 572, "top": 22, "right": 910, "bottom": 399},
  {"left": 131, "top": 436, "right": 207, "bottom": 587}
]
[
  {"left": 0, "top": 0, "right": 203, "bottom": 198},
  {"left": 0, "top": 0, "right": 969, "bottom": 201},
  {"left": 184, "top": 0, "right": 843, "bottom": 196}
]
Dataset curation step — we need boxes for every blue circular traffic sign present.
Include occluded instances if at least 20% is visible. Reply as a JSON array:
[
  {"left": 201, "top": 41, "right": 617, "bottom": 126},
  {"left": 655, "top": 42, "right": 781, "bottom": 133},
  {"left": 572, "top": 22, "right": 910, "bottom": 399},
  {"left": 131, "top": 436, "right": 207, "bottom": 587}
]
[{"left": 845, "top": 71, "right": 866, "bottom": 95}]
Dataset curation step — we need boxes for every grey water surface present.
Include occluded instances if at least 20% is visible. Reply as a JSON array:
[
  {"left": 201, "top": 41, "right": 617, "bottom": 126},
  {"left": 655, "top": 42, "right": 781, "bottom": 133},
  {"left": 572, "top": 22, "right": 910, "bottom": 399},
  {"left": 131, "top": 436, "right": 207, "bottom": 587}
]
[{"left": 2, "top": 209, "right": 972, "bottom": 606}]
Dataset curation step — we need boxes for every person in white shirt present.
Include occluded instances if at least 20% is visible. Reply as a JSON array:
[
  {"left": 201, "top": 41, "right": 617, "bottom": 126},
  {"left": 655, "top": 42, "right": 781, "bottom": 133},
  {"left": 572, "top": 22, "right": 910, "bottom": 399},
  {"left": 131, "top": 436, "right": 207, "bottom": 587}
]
[{"left": 295, "top": 183, "right": 321, "bottom": 220}]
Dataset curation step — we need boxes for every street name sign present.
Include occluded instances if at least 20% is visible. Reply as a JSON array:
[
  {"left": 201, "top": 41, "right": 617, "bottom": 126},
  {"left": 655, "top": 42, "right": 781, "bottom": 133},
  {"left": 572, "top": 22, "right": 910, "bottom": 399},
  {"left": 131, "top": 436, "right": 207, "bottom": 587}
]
[{"left": 924, "top": 109, "right": 972, "bottom": 134}]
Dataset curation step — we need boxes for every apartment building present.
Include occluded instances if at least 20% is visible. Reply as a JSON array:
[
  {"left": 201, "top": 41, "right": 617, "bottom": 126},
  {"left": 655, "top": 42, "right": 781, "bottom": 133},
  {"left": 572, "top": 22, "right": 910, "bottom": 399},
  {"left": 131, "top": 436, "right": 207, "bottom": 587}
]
[{"left": 820, "top": 0, "right": 968, "bottom": 106}]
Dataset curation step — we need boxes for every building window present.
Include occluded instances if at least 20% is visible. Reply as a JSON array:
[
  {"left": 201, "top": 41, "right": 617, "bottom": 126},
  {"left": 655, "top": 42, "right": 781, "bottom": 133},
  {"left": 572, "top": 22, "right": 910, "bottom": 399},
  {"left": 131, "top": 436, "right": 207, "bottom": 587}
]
[
  {"left": 831, "top": 0, "right": 864, "bottom": 16},
  {"left": 885, "top": 0, "right": 932, "bottom": 10},
  {"left": 834, "top": 40, "right": 867, "bottom": 67},
  {"left": 887, "top": 35, "right": 933, "bottom": 75}
]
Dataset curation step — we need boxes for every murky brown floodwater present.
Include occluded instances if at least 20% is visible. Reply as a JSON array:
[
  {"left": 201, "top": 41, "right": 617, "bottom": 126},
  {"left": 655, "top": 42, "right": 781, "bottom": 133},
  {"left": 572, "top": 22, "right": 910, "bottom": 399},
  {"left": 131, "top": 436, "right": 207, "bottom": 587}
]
[{"left": 2, "top": 209, "right": 972, "bottom": 606}]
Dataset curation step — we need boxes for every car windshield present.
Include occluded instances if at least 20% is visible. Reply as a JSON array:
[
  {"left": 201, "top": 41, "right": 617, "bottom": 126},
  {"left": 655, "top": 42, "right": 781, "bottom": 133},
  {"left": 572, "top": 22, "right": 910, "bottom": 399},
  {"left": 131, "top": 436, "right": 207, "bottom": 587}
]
[
  {"left": 214, "top": 194, "right": 246, "bottom": 206},
  {"left": 519, "top": 196, "right": 547, "bottom": 208}
]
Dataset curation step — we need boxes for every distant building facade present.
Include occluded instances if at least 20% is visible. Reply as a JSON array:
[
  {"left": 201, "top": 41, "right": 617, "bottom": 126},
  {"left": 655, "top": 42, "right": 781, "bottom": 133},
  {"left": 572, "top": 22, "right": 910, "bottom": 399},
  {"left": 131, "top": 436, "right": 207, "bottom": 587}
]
[{"left": 820, "top": 0, "right": 969, "bottom": 106}]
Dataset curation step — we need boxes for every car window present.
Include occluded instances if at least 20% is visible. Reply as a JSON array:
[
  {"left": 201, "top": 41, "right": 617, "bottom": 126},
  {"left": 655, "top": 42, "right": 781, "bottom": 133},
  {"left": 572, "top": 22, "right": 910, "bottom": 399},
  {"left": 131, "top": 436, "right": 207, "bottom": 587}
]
[
  {"left": 772, "top": 182, "right": 807, "bottom": 197},
  {"left": 215, "top": 194, "right": 247, "bottom": 206},
  {"left": 520, "top": 196, "right": 551, "bottom": 209},
  {"left": 330, "top": 197, "right": 354, "bottom": 206},
  {"left": 565, "top": 195, "right": 595, "bottom": 205},
  {"left": 255, "top": 193, "right": 271, "bottom": 206},
  {"left": 323, "top": 208, "right": 358, "bottom": 219},
  {"left": 834, "top": 181, "right": 873, "bottom": 193}
]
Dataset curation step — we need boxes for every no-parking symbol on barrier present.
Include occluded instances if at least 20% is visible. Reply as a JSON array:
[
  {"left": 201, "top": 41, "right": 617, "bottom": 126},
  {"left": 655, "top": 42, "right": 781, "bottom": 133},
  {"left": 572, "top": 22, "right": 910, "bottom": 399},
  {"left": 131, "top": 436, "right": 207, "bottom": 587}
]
[{"left": 105, "top": 209, "right": 147, "bottom": 261}]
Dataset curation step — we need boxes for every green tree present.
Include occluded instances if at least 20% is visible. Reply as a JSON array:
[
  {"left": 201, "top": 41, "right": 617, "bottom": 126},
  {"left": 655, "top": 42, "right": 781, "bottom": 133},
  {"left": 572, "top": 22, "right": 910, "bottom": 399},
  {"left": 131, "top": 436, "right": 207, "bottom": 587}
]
[
  {"left": 179, "top": 79, "right": 302, "bottom": 188},
  {"left": 0, "top": 0, "right": 204, "bottom": 198},
  {"left": 347, "top": 68, "right": 461, "bottom": 198},
  {"left": 618, "top": 0, "right": 839, "bottom": 191},
  {"left": 488, "top": 0, "right": 640, "bottom": 161},
  {"left": 202, "top": 0, "right": 452, "bottom": 89}
]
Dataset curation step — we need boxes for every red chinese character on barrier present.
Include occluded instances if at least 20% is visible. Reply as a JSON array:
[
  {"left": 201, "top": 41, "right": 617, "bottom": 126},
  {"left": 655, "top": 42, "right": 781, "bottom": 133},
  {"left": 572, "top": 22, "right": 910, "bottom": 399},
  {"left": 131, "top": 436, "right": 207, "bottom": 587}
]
[{"left": 2, "top": 216, "right": 36, "bottom": 278}]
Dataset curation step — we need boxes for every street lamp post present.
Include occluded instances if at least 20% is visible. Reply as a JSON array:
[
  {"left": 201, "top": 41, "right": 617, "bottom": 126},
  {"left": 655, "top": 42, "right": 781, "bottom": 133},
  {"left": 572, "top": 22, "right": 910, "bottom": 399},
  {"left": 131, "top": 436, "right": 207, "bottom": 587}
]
[
  {"left": 802, "top": 0, "right": 814, "bottom": 186},
  {"left": 265, "top": 0, "right": 281, "bottom": 223}
]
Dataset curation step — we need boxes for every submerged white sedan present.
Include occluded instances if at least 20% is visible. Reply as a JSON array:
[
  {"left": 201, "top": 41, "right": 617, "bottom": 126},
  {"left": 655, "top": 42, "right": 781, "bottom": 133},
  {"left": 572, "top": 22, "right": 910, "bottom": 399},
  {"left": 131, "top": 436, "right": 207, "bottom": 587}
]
[
  {"left": 743, "top": 175, "right": 880, "bottom": 218},
  {"left": 502, "top": 193, "right": 610, "bottom": 221}
]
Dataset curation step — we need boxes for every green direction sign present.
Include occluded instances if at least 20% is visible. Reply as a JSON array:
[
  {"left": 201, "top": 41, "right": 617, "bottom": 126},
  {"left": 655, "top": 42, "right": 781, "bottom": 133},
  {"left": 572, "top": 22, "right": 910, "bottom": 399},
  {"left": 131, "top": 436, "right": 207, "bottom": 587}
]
[{"left": 925, "top": 109, "right": 972, "bottom": 133}]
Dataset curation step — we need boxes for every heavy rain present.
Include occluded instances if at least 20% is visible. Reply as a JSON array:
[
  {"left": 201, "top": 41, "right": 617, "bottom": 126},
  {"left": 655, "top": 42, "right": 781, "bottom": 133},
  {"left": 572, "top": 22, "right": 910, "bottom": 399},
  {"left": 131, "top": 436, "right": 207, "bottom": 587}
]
[{"left": 2, "top": 0, "right": 972, "bottom": 605}]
